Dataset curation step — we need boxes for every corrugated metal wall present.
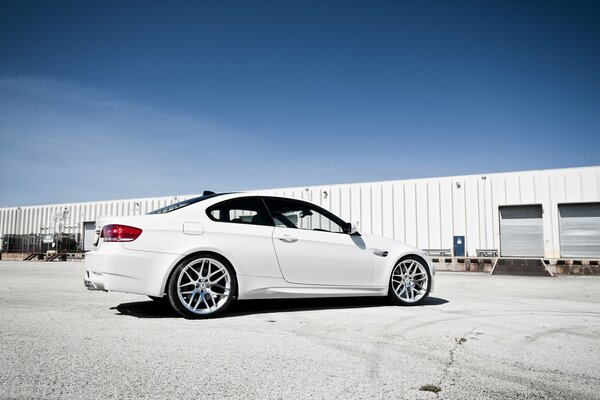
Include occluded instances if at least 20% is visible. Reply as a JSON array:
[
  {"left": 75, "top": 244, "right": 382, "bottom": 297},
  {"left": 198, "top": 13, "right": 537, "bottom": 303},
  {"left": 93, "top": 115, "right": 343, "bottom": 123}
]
[
  {"left": 1, "top": 166, "right": 599, "bottom": 258},
  {"left": 0, "top": 194, "right": 197, "bottom": 236},
  {"left": 263, "top": 166, "right": 600, "bottom": 258}
]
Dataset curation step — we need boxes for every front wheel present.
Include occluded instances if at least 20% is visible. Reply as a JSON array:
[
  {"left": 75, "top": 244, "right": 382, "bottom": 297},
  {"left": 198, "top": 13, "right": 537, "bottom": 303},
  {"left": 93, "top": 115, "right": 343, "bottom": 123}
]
[
  {"left": 388, "top": 256, "right": 431, "bottom": 306},
  {"left": 167, "top": 254, "right": 236, "bottom": 319}
]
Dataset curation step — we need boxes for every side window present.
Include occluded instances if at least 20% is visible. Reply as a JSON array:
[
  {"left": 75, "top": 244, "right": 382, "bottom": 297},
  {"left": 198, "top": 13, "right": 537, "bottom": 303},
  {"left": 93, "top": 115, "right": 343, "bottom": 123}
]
[
  {"left": 207, "top": 197, "right": 271, "bottom": 226},
  {"left": 263, "top": 198, "right": 344, "bottom": 233}
]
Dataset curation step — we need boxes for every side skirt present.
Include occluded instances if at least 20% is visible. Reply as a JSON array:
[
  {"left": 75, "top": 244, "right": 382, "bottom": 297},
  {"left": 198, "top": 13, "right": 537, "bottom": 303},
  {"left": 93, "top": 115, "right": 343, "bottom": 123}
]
[{"left": 240, "top": 285, "right": 388, "bottom": 300}]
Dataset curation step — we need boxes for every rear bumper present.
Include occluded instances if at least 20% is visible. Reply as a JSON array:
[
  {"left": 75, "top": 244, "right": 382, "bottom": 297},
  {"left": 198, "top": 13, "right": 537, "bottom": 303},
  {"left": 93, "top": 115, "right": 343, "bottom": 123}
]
[
  {"left": 83, "top": 270, "right": 105, "bottom": 291},
  {"left": 85, "top": 244, "right": 179, "bottom": 297}
]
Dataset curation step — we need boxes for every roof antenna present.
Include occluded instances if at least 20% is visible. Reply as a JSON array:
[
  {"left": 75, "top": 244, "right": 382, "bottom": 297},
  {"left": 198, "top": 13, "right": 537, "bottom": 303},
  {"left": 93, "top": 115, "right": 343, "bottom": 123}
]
[{"left": 203, "top": 190, "right": 216, "bottom": 195}]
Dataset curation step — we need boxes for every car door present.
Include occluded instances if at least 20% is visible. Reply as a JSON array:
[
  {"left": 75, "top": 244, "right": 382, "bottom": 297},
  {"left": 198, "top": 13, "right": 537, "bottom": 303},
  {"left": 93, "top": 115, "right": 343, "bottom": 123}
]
[
  {"left": 205, "top": 196, "right": 280, "bottom": 278},
  {"left": 263, "top": 197, "right": 373, "bottom": 286}
]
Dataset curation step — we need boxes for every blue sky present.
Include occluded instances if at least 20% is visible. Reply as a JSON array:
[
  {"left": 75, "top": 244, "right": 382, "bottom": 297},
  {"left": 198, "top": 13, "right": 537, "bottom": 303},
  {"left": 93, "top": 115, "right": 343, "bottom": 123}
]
[{"left": 1, "top": 0, "right": 599, "bottom": 206}]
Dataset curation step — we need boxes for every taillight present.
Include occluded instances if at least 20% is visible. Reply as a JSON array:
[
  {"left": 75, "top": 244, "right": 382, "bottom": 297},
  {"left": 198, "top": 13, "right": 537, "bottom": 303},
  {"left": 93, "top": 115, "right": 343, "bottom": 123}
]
[{"left": 101, "top": 225, "right": 142, "bottom": 242}]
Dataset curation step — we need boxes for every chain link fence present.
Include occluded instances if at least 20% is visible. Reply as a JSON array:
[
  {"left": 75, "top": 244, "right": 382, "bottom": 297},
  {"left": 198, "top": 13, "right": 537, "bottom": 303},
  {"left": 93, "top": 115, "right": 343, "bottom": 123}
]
[{"left": 1, "top": 233, "right": 82, "bottom": 254}]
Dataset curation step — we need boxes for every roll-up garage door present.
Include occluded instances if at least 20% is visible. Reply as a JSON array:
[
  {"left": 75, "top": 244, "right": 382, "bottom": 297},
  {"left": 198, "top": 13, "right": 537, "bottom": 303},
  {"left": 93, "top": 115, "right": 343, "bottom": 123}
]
[
  {"left": 559, "top": 203, "right": 600, "bottom": 258},
  {"left": 499, "top": 205, "right": 544, "bottom": 257}
]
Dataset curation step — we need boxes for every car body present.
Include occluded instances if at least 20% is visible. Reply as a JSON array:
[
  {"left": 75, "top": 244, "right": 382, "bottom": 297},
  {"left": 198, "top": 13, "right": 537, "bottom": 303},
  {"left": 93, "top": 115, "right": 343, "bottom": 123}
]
[{"left": 84, "top": 192, "right": 435, "bottom": 318}]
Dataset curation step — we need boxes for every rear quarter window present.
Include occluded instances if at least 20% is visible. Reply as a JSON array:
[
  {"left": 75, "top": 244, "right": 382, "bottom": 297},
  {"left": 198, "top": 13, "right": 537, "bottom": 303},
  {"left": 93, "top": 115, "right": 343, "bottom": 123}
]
[{"left": 206, "top": 197, "right": 271, "bottom": 226}]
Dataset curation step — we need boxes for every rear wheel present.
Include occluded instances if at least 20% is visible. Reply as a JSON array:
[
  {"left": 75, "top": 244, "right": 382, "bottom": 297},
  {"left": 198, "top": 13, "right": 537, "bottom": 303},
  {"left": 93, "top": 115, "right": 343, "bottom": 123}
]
[
  {"left": 388, "top": 256, "right": 431, "bottom": 306},
  {"left": 167, "top": 254, "right": 236, "bottom": 319}
]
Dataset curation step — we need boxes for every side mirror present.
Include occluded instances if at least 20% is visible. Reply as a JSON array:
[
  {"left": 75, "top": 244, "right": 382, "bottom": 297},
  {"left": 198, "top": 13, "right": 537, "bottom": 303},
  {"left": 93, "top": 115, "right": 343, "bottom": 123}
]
[
  {"left": 342, "top": 222, "right": 358, "bottom": 235},
  {"left": 299, "top": 210, "right": 313, "bottom": 218}
]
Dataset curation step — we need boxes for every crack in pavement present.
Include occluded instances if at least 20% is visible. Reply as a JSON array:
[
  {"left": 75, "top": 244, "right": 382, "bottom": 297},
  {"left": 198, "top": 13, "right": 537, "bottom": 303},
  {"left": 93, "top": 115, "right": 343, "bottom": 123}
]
[{"left": 436, "top": 328, "right": 475, "bottom": 395}]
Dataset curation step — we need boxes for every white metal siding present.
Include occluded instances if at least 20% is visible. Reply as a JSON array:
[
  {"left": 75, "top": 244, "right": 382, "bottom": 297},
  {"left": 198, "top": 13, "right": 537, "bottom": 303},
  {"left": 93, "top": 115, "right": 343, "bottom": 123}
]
[
  {"left": 1, "top": 166, "right": 600, "bottom": 258},
  {"left": 499, "top": 205, "right": 544, "bottom": 257},
  {"left": 559, "top": 203, "right": 600, "bottom": 258}
]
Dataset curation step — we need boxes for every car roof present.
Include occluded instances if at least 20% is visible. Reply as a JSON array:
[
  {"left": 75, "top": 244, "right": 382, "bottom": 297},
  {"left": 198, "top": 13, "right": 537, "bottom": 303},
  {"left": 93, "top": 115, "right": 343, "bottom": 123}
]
[{"left": 207, "top": 191, "right": 306, "bottom": 203}]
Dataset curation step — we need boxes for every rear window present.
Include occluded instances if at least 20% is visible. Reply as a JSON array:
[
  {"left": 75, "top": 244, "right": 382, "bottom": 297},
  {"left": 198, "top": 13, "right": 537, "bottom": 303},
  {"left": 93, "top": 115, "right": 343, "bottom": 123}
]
[{"left": 148, "top": 193, "right": 225, "bottom": 214}]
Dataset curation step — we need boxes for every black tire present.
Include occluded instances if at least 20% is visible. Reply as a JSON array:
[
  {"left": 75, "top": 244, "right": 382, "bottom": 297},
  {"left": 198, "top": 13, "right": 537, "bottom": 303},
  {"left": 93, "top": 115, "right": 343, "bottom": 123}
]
[
  {"left": 388, "top": 255, "right": 431, "bottom": 306},
  {"left": 167, "top": 253, "right": 237, "bottom": 319}
]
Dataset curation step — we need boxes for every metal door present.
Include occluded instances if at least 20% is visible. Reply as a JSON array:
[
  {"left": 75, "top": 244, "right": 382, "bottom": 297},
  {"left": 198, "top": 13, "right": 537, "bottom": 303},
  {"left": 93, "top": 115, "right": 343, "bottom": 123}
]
[
  {"left": 558, "top": 203, "right": 600, "bottom": 258},
  {"left": 499, "top": 205, "right": 544, "bottom": 257},
  {"left": 83, "top": 221, "right": 96, "bottom": 251},
  {"left": 453, "top": 236, "right": 465, "bottom": 257}
]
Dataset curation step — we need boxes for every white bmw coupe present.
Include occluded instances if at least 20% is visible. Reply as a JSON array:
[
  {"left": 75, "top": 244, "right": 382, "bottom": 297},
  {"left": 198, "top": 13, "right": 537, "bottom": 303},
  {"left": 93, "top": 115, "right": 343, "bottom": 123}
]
[{"left": 84, "top": 192, "right": 435, "bottom": 318}]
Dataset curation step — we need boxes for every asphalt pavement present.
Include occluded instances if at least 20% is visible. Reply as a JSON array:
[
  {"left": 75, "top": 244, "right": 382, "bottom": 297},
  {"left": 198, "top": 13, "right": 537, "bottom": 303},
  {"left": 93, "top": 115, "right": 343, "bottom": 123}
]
[{"left": 0, "top": 261, "right": 599, "bottom": 399}]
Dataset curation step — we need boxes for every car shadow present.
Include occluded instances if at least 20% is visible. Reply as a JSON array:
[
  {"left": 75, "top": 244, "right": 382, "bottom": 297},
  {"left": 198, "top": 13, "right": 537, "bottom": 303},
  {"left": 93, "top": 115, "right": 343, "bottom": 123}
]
[{"left": 111, "top": 296, "right": 448, "bottom": 319}]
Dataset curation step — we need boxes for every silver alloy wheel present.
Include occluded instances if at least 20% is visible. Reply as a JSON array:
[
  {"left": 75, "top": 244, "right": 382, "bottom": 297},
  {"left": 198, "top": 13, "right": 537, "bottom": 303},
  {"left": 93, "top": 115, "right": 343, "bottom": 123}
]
[
  {"left": 391, "top": 259, "right": 429, "bottom": 303},
  {"left": 176, "top": 258, "right": 232, "bottom": 315}
]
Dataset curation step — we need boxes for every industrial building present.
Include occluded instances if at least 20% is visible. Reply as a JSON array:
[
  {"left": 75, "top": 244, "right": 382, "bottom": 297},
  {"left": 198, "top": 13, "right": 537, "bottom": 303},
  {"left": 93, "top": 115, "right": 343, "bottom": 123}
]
[{"left": 1, "top": 166, "right": 599, "bottom": 262}]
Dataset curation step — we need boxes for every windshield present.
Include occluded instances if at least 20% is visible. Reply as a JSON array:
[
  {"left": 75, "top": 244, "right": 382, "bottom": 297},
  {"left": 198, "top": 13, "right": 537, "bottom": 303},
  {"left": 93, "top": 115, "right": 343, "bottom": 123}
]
[{"left": 148, "top": 193, "right": 225, "bottom": 214}]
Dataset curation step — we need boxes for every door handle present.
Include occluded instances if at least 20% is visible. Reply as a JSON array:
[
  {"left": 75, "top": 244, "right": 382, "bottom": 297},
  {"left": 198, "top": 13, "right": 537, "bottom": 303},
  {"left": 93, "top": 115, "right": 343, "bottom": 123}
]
[
  {"left": 278, "top": 235, "right": 298, "bottom": 243},
  {"left": 373, "top": 249, "right": 388, "bottom": 257}
]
